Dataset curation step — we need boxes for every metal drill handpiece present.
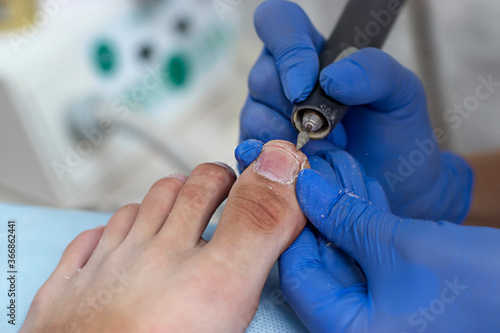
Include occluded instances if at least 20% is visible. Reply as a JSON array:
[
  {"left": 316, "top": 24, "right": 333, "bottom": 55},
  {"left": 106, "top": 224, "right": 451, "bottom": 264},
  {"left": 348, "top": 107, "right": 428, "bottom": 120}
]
[{"left": 296, "top": 111, "right": 324, "bottom": 150}]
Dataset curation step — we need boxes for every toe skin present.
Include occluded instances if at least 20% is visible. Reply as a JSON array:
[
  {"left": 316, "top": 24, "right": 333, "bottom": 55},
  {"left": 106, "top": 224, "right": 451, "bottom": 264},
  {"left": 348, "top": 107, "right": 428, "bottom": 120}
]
[
  {"left": 159, "top": 163, "right": 237, "bottom": 249},
  {"left": 90, "top": 203, "right": 140, "bottom": 262},
  {"left": 126, "top": 176, "right": 187, "bottom": 244},
  {"left": 208, "top": 140, "right": 309, "bottom": 277},
  {"left": 50, "top": 226, "right": 105, "bottom": 281}
]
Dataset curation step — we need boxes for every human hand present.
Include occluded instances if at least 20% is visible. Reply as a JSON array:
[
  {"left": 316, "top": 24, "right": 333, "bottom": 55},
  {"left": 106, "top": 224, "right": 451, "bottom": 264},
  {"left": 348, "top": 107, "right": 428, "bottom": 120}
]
[
  {"left": 240, "top": 0, "right": 473, "bottom": 222},
  {"left": 22, "top": 140, "right": 309, "bottom": 333},
  {"left": 283, "top": 161, "right": 500, "bottom": 333}
]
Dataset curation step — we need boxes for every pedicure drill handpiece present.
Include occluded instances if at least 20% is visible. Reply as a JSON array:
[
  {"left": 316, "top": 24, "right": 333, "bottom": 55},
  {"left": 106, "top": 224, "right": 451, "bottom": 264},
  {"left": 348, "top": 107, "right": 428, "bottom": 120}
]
[{"left": 293, "top": 0, "right": 407, "bottom": 150}]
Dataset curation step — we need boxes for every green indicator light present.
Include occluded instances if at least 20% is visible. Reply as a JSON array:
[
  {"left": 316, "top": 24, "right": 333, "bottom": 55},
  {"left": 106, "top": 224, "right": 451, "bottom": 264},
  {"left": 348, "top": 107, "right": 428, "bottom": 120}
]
[
  {"left": 214, "top": 27, "right": 225, "bottom": 45},
  {"left": 95, "top": 42, "right": 116, "bottom": 75},
  {"left": 166, "top": 54, "right": 190, "bottom": 87}
]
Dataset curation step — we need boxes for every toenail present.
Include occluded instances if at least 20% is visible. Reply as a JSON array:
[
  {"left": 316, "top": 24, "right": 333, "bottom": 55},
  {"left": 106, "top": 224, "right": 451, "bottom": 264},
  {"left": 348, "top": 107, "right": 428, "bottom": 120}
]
[
  {"left": 210, "top": 162, "right": 237, "bottom": 177},
  {"left": 254, "top": 146, "right": 302, "bottom": 184},
  {"left": 168, "top": 174, "right": 189, "bottom": 182}
]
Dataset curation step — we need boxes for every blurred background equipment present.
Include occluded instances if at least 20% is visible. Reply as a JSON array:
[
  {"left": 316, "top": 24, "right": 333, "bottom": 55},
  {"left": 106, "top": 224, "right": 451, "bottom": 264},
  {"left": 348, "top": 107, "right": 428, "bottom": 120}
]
[
  {"left": 1, "top": 0, "right": 500, "bottom": 211},
  {"left": 0, "top": 0, "right": 37, "bottom": 31},
  {"left": 408, "top": 0, "right": 451, "bottom": 149},
  {"left": 0, "top": 0, "right": 239, "bottom": 210}
]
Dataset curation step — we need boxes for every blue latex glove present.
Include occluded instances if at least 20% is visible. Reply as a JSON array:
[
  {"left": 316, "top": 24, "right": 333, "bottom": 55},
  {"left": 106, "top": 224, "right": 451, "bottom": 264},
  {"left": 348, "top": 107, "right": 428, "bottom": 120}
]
[
  {"left": 280, "top": 167, "right": 500, "bottom": 333},
  {"left": 240, "top": 0, "right": 473, "bottom": 223},
  {"left": 239, "top": 1, "right": 348, "bottom": 157},
  {"left": 236, "top": 140, "right": 500, "bottom": 332}
]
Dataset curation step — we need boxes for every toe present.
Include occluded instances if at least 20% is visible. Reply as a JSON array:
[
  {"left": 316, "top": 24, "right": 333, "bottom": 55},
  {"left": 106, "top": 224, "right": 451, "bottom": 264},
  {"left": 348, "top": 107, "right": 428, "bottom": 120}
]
[
  {"left": 125, "top": 176, "right": 187, "bottom": 244},
  {"left": 207, "top": 140, "right": 309, "bottom": 281},
  {"left": 51, "top": 226, "right": 105, "bottom": 281},
  {"left": 89, "top": 203, "right": 140, "bottom": 261},
  {"left": 159, "top": 163, "right": 237, "bottom": 249}
]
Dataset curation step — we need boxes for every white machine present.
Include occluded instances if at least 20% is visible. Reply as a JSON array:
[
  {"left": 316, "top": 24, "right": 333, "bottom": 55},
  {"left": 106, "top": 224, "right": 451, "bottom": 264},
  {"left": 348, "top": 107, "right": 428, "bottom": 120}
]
[{"left": 0, "top": 0, "right": 237, "bottom": 208}]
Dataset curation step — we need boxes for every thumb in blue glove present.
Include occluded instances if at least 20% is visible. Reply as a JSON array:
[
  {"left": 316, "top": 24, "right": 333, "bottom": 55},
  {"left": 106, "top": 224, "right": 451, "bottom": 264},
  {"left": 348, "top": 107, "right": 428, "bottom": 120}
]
[{"left": 281, "top": 167, "right": 500, "bottom": 333}]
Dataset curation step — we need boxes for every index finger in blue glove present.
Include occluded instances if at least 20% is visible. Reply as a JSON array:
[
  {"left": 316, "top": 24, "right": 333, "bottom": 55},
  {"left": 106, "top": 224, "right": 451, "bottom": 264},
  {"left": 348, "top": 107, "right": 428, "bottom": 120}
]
[
  {"left": 279, "top": 226, "right": 333, "bottom": 285},
  {"left": 309, "top": 152, "right": 390, "bottom": 213},
  {"left": 320, "top": 47, "right": 425, "bottom": 112},
  {"left": 254, "top": 0, "right": 324, "bottom": 103},
  {"left": 307, "top": 156, "right": 338, "bottom": 183},
  {"left": 235, "top": 139, "right": 264, "bottom": 173},
  {"left": 316, "top": 234, "right": 366, "bottom": 288},
  {"left": 279, "top": 226, "right": 367, "bottom": 333},
  {"left": 240, "top": 97, "right": 297, "bottom": 144},
  {"left": 324, "top": 149, "right": 368, "bottom": 201},
  {"left": 249, "top": 49, "right": 294, "bottom": 118},
  {"left": 296, "top": 169, "right": 393, "bottom": 266},
  {"left": 364, "top": 177, "right": 391, "bottom": 213}
]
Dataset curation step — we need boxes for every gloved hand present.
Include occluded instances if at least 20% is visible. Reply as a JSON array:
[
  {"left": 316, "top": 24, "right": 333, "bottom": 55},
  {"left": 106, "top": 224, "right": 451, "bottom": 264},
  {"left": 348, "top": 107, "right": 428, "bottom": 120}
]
[
  {"left": 240, "top": 0, "right": 473, "bottom": 223},
  {"left": 235, "top": 140, "right": 500, "bottom": 333},
  {"left": 282, "top": 165, "right": 500, "bottom": 333}
]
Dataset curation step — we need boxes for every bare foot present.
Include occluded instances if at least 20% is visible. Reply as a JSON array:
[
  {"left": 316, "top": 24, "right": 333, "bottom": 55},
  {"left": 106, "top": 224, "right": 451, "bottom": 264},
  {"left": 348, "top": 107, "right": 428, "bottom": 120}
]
[{"left": 21, "top": 140, "right": 308, "bottom": 333}]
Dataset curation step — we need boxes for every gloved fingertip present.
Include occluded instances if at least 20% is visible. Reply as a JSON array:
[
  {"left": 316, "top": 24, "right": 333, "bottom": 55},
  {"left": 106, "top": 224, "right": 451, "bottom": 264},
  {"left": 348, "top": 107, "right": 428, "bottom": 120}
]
[
  {"left": 235, "top": 139, "right": 264, "bottom": 172},
  {"left": 280, "top": 63, "right": 318, "bottom": 104},
  {"left": 283, "top": 72, "right": 314, "bottom": 104},
  {"left": 308, "top": 156, "right": 340, "bottom": 185},
  {"left": 319, "top": 59, "right": 371, "bottom": 105},
  {"left": 319, "top": 70, "right": 335, "bottom": 96},
  {"left": 296, "top": 169, "right": 342, "bottom": 222},
  {"left": 297, "top": 168, "right": 330, "bottom": 186},
  {"left": 364, "top": 177, "right": 390, "bottom": 213},
  {"left": 308, "top": 156, "right": 332, "bottom": 172}
]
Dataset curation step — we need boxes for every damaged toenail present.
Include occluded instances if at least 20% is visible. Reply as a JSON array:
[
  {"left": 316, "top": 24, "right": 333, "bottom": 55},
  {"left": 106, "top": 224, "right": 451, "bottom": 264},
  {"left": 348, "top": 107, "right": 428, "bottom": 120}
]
[
  {"left": 211, "top": 162, "right": 237, "bottom": 177},
  {"left": 254, "top": 146, "right": 303, "bottom": 185},
  {"left": 168, "top": 174, "right": 189, "bottom": 182}
]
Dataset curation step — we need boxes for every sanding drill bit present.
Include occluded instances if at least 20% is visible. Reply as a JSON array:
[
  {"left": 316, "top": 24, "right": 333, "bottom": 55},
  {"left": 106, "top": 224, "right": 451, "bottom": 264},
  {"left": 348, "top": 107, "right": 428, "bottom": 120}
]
[
  {"left": 296, "top": 111, "right": 324, "bottom": 150},
  {"left": 296, "top": 130, "right": 311, "bottom": 151}
]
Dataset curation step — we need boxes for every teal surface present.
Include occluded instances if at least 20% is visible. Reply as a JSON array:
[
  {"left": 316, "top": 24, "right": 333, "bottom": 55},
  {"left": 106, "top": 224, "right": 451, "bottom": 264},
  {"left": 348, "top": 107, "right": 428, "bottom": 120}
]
[{"left": 0, "top": 203, "right": 306, "bottom": 332}]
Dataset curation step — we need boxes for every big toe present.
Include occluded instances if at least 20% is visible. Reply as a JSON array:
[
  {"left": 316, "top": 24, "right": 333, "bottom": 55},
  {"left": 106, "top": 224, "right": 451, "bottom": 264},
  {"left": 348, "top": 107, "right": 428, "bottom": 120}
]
[{"left": 208, "top": 140, "right": 309, "bottom": 280}]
